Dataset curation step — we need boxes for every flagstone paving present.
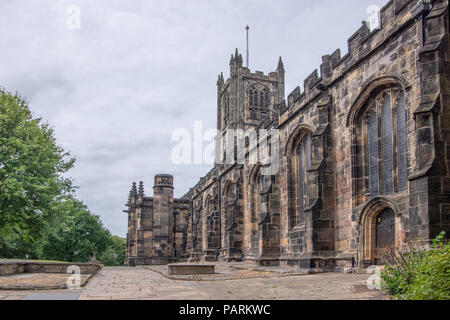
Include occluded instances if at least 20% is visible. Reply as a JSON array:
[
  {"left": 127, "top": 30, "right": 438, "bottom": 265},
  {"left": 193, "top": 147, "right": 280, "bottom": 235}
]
[
  {"left": 0, "top": 266, "right": 384, "bottom": 300},
  {"left": 0, "top": 273, "right": 92, "bottom": 290}
]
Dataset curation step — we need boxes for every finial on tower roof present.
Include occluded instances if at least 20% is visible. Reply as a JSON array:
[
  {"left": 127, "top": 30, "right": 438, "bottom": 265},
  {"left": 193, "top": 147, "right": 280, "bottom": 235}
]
[
  {"left": 138, "top": 181, "right": 144, "bottom": 197},
  {"left": 131, "top": 182, "right": 137, "bottom": 196},
  {"left": 277, "top": 56, "right": 285, "bottom": 72},
  {"left": 230, "top": 48, "right": 243, "bottom": 67},
  {"left": 217, "top": 72, "right": 224, "bottom": 86}
]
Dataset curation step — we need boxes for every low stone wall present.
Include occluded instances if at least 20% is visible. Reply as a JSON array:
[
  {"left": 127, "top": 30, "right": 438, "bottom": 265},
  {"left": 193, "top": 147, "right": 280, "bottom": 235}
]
[
  {"left": 0, "top": 262, "right": 24, "bottom": 277},
  {"left": 0, "top": 273, "right": 94, "bottom": 290},
  {"left": 0, "top": 261, "right": 101, "bottom": 276}
]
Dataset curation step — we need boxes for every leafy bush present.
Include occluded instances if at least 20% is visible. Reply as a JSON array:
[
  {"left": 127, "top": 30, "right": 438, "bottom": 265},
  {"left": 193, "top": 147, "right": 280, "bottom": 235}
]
[{"left": 380, "top": 232, "right": 450, "bottom": 300}]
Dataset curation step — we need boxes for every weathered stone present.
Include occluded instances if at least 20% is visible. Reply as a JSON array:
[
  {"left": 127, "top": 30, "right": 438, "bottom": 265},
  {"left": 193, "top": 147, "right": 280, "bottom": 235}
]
[
  {"left": 168, "top": 264, "right": 215, "bottom": 275},
  {"left": 125, "top": 0, "right": 450, "bottom": 271}
]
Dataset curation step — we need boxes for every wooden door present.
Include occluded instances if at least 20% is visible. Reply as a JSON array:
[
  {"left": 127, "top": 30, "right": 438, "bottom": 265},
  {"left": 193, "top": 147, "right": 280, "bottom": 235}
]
[{"left": 376, "top": 208, "right": 395, "bottom": 249}]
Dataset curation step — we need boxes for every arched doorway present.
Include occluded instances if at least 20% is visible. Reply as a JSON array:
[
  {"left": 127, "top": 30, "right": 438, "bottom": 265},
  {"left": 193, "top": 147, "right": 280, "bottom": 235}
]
[
  {"left": 360, "top": 198, "right": 397, "bottom": 266},
  {"left": 376, "top": 208, "right": 395, "bottom": 249}
]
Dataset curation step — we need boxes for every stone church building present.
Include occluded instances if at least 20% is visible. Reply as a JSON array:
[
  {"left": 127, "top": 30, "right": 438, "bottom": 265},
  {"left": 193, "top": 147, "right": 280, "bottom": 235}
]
[{"left": 125, "top": 0, "right": 450, "bottom": 271}]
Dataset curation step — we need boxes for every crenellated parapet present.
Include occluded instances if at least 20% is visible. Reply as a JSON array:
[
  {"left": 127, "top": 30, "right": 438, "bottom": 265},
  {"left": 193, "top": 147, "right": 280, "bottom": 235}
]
[{"left": 281, "top": 0, "right": 434, "bottom": 121}]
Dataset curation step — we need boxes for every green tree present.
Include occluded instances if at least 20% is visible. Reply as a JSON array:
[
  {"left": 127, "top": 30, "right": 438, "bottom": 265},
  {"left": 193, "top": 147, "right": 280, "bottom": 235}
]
[
  {"left": 0, "top": 89, "right": 74, "bottom": 258},
  {"left": 0, "top": 88, "right": 126, "bottom": 264},
  {"left": 36, "top": 196, "right": 113, "bottom": 263},
  {"left": 98, "top": 235, "right": 127, "bottom": 266}
]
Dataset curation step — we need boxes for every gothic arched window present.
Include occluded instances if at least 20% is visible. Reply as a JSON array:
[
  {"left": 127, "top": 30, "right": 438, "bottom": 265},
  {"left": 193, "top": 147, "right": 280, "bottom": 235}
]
[
  {"left": 249, "top": 86, "right": 270, "bottom": 121},
  {"left": 223, "top": 92, "right": 230, "bottom": 127},
  {"left": 223, "top": 182, "right": 235, "bottom": 231},
  {"left": 354, "top": 86, "right": 408, "bottom": 204},
  {"left": 249, "top": 87, "right": 258, "bottom": 120},
  {"left": 287, "top": 130, "right": 312, "bottom": 231},
  {"left": 250, "top": 172, "right": 260, "bottom": 252},
  {"left": 260, "top": 88, "right": 269, "bottom": 109},
  {"left": 295, "top": 133, "right": 311, "bottom": 227},
  {"left": 249, "top": 88, "right": 258, "bottom": 108}
]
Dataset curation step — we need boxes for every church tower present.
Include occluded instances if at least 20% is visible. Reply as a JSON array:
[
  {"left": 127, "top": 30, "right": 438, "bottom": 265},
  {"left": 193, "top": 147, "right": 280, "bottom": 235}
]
[{"left": 216, "top": 49, "right": 285, "bottom": 134}]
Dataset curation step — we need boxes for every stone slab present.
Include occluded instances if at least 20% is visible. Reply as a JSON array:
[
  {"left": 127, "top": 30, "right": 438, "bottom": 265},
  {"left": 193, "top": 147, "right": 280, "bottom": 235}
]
[{"left": 168, "top": 264, "right": 215, "bottom": 275}]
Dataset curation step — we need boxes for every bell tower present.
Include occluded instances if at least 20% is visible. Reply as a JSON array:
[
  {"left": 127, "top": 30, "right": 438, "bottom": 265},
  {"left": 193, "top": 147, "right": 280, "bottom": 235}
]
[{"left": 216, "top": 50, "right": 286, "bottom": 134}]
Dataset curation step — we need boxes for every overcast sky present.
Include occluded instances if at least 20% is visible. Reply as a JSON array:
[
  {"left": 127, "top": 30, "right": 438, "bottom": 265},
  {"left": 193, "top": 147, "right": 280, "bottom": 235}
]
[{"left": 0, "top": 0, "right": 388, "bottom": 237}]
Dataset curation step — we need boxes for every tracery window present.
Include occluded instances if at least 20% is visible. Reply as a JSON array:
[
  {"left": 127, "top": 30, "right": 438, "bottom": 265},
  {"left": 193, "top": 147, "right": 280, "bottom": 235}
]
[
  {"left": 249, "top": 88, "right": 258, "bottom": 108},
  {"left": 288, "top": 132, "right": 311, "bottom": 230},
  {"left": 260, "top": 88, "right": 269, "bottom": 109},
  {"left": 223, "top": 92, "right": 230, "bottom": 127},
  {"left": 250, "top": 172, "right": 260, "bottom": 250},
  {"left": 354, "top": 87, "right": 408, "bottom": 204},
  {"left": 295, "top": 133, "right": 311, "bottom": 227},
  {"left": 249, "top": 86, "right": 270, "bottom": 120},
  {"left": 224, "top": 182, "right": 236, "bottom": 231}
]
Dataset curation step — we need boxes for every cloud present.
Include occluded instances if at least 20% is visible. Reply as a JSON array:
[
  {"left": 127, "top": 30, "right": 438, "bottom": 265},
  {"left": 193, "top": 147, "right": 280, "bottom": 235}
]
[{"left": 0, "top": 0, "right": 388, "bottom": 236}]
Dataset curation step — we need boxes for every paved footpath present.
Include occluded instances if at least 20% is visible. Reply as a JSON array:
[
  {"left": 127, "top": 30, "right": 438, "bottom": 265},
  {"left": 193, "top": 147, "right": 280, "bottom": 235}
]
[{"left": 0, "top": 267, "right": 384, "bottom": 300}]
